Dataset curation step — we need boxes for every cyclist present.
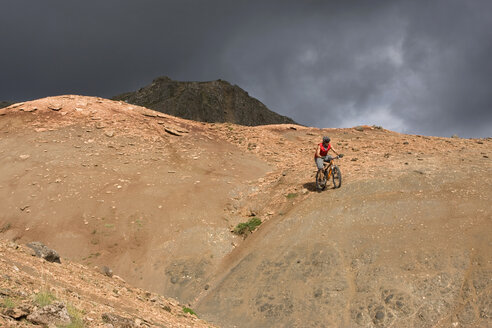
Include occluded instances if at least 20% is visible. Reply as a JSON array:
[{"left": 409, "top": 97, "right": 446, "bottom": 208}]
[{"left": 314, "top": 136, "right": 340, "bottom": 170}]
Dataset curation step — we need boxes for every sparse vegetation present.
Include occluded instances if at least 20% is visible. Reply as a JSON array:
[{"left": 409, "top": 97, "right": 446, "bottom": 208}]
[
  {"left": 82, "top": 251, "right": 101, "bottom": 261},
  {"left": 0, "top": 222, "right": 11, "bottom": 233},
  {"left": 104, "top": 223, "right": 115, "bottom": 228},
  {"left": 183, "top": 307, "right": 197, "bottom": 316},
  {"left": 87, "top": 252, "right": 101, "bottom": 259},
  {"left": 286, "top": 193, "right": 298, "bottom": 199},
  {"left": 34, "top": 290, "right": 56, "bottom": 306},
  {"left": 234, "top": 217, "right": 262, "bottom": 235},
  {"left": 2, "top": 297, "right": 16, "bottom": 308},
  {"left": 64, "top": 304, "right": 85, "bottom": 328}
]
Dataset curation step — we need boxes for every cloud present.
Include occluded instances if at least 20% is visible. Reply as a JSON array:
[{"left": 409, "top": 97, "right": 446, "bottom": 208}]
[{"left": 0, "top": 0, "right": 491, "bottom": 137}]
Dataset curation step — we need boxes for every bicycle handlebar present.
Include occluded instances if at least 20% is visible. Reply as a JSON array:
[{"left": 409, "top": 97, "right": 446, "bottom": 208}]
[{"left": 323, "top": 154, "right": 343, "bottom": 163}]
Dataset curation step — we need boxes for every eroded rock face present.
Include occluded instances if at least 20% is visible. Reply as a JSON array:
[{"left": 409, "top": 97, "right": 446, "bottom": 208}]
[
  {"left": 112, "top": 76, "right": 296, "bottom": 126},
  {"left": 27, "top": 302, "right": 71, "bottom": 326},
  {"left": 26, "top": 242, "right": 61, "bottom": 263}
]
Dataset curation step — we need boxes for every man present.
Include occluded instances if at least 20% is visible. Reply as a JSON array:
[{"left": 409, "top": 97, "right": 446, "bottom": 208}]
[{"left": 314, "top": 136, "right": 340, "bottom": 170}]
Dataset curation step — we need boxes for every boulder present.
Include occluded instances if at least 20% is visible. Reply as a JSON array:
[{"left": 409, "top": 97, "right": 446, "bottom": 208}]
[
  {"left": 26, "top": 242, "right": 61, "bottom": 263},
  {"left": 102, "top": 313, "right": 135, "bottom": 327},
  {"left": 101, "top": 266, "right": 113, "bottom": 277}
]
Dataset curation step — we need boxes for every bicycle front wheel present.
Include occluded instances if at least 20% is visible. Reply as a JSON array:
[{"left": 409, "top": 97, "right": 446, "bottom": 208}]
[
  {"left": 316, "top": 169, "right": 327, "bottom": 191},
  {"left": 332, "top": 165, "right": 342, "bottom": 188}
]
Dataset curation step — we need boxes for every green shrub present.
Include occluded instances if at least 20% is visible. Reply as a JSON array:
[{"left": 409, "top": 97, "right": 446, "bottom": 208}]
[
  {"left": 183, "top": 307, "right": 196, "bottom": 316},
  {"left": 286, "top": 193, "right": 298, "bottom": 199},
  {"left": 234, "top": 217, "right": 262, "bottom": 235}
]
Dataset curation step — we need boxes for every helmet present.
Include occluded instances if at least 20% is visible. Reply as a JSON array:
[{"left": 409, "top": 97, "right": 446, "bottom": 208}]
[{"left": 322, "top": 136, "right": 330, "bottom": 143}]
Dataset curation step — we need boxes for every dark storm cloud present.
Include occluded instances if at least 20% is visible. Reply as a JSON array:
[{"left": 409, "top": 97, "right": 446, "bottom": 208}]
[{"left": 1, "top": 0, "right": 491, "bottom": 137}]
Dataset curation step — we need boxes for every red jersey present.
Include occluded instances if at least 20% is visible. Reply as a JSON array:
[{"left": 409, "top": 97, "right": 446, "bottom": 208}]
[{"left": 315, "top": 142, "right": 331, "bottom": 158}]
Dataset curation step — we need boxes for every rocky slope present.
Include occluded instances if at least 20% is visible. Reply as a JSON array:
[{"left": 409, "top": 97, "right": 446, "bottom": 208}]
[
  {"left": 0, "top": 96, "right": 491, "bottom": 327},
  {"left": 112, "top": 76, "right": 296, "bottom": 126},
  {"left": 0, "top": 240, "right": 215, "bottom": 327}
]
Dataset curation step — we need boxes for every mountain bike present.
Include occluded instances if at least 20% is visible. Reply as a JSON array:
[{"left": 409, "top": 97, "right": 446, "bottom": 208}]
[{"left": 316, "top": 155, "right": 343, "bottom": 191}]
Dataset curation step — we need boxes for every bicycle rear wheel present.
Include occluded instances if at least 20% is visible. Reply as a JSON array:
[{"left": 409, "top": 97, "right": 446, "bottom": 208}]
[
  {"left": 316, "top": 169, "right": 327, "bottom": 191},
  {"left": 332, "top": 165, "right": 342, "bottom": 188}
]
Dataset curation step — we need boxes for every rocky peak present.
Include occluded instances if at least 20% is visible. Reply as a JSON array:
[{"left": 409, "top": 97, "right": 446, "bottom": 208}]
[
  {"left": 113, "top": 77, "right": 297, "bottom": 126},
  {"left": 0, "top": 101, "right": 13, "bottom": 109}
]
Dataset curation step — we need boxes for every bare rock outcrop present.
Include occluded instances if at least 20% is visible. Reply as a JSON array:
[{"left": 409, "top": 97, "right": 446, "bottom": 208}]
[
  {"left": 27, "top": 302, "right": 71, "bottom": 326},
  {"left": 26, "top": 241, "right": 61, "bottom": 263}
]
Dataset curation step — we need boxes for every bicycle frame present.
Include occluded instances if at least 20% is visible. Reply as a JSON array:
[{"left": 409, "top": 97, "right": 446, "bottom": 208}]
[{"left": 323, "top": 160, "right": 334, "bottom": 179}]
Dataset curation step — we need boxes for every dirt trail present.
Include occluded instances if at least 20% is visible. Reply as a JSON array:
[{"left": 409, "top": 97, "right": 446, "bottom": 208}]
[{"left": 1, "top": 96, "right": 491, "bottom": 327}]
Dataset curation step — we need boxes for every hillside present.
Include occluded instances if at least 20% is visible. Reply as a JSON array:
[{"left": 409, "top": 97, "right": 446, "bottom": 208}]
[
  {"left": 0, "top": 241, "right": 214, "bottom": 327},
  {"left": 0, "top": 96, "right": 491, "bottom": 327},
  {"left": 112, "top": 76, "right": 297, "bottom": 126}
]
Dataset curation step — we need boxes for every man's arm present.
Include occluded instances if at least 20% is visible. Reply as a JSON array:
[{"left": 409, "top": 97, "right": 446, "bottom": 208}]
[
  {"left": 315, "top": 145, "right": 322, "bottom": 158},
  {"left": 330, "top": 146, "right": 339, "bottom": 156}
]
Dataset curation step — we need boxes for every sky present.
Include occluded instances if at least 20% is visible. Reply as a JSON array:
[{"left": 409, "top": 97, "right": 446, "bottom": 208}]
[{"left": 1, "top": 0, "right": 491, "bottom": 138}]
